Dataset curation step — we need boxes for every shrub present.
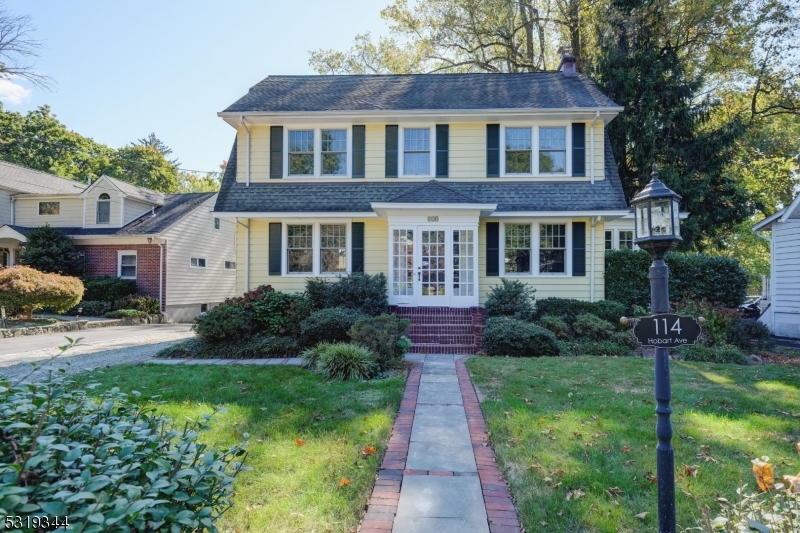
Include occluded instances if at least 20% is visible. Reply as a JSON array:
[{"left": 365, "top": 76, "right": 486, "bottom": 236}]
[
  {"left": 484, "top": 279, "right": 536, "bottom": 319},
  {"left": 194, "top": 304, "right": 257, "bottom": 342},
  {"left": 0, "top": 373, "right": 249, "bottom": 532},
  {"left": 612, "top": 330, "right": 638, "bottom": 349},
  {"left": 536, "top": 297, "right": 627, "bottom": 327},
  {"left": 157, "top": 334, "right": 300, "bottom": 359},
  {"left": 605, "top": 248, "right": 748, "bottom": 309},
  {"left": 561, "top": 340, "right": 635, "bottom": 357},
  {"left": 105, "top": 309, "right": 148, "bottom": 319},
  {"left": 68, "top": 300, "right": 111, "bottom": 317},
  {"left": 249, "top": 290, "right": 311, "bottom": 337},
  {"left": 483, "top": 317, "right": 561, "bottom": 357},
  {"left": 539, "top": 315, "right": 570, "bottom": 340},
  {"left": 82, "top": 276, "right": 137, "bottom": 302},
  {"left": 300, "top": 342, "right": 334, "bottom": 369},
  {"left": 727, "top": 318, "right": 773, "bottom": 351},
  {"left": 316, "top": 343, "right": 378, "bottom": 380},
  {"left": 306, "top": 273, "right": 388, "bottom": 316},
  {"left": 678, "top": 344, "right": 749, "bottom": 365},
  {"left": 574, "top": 313, "right": 616, "bottom": 341},
  {"left": 674, "top": 299, "right": 739, "bottom": 347},
  {"left": 113, "top": 293, "right": 160, "bottom": 314},
  {"left": 17, "top": 224, "right": 85, "bottom": 277},
  {"left": 0, "top": 266, "right": 83, "bottom": 319},
  {"left": 687, "top": 482, "right": 800, "bottom": 532},
  {"left": 300, "top": 307, "right": 366, "bottom": 347},
  {"left": 348, "top": 313, "right": 412, "bottom": 370}
]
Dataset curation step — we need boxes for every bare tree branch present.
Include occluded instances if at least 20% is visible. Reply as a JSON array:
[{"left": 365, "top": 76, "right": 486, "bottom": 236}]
[{"left": 0, "top": 4, "right": 52, "bottom": 89}]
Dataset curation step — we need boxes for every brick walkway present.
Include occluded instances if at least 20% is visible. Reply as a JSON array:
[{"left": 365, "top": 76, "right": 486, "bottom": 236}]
[{"left": 360, "top": 354, "right": 521, "bottom": 533}]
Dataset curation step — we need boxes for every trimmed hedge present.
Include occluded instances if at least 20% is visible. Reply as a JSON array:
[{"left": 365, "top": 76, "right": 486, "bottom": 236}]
[
  {"left": 561, "top": 340, "right": 635, "bottom": 357},
  {"left": 194, "top": 305, "right": 257, "bottom": 342},
  {"left": 158, "top": 334, "right": 300, "bottom": 359},
  {"left": 82, "top": 276, "right": 137, "bottom": 303},
  {"left": 573, "top": 313, "right": 616, "bottom": 340},
  {"left": 249, "top": 291, "right": 311, "bottom": 337},
  {"left": 678, "top": 344, "right": 749, "bottom": 365},
  {"left": 536, "top": 297, "right": 627, "bottom": 327},
  {"left": 104, "top": 309, "right": 148, "bottom": 319},
  {"left": 483, "top": 317, "right": 561, "bottom": 357},
  {"left": 348, "top": 313, "right": 411, "bottom": 370},
  {"left": 300, "top": 307, "right": 366, "bottom": 347},
  {"left": 306, "top": 273, "right": 388, "bottom": 316},
  {"left": 0, "top": 266, "right": 84, "bottom": 319},
  {"left": 69, "top": 300, "right": 111, "bottom": 317},
  {"left": 605, "top": 249, "right": 748, "bottom": 309},
  {"left": 112, "top": 293, "right": 160, "bottom": 314},
  {"left": 484, "top": 279, "right": 536, "bottom": 320}
]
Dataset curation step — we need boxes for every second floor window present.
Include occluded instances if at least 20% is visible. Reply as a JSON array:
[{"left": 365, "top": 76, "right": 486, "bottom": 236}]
[
  {"left": 289, "top": 130, "right": 314, "bottom": 175},
  {"left": 38, "top": 202, "right": 60, "bottom": 215},
  {"left": 97, "top": 193, "right": 111, "bottom": 224},
  {"left": 505, "top": 128, "right": 532, "bottom": 174},
  {"left": 322, "top": 130, "right": 347, "bottom": 175},
  {"left": 403, "top": 128, "right": 430, "bottom": 175},
  {"left": 539, "top": 127, "right": 566, "bottom": 173}
]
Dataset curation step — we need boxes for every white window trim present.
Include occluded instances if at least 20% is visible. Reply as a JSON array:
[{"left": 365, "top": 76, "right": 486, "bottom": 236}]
[
  {"left": 500, "top": 124, "right": 572, "bottom": 177},
  {"left": 224, "top": 260, "right": 236, "bottom": 270},
  {"left": 605, "top": 228, "right": 638, "bottom": 251},
  {"left": 96, "top": 195, "right": 111, "bottom": 224},
  {"left": 283, "top": 125, "right": 353, "bottom": 178},
  {"left": 190, "top": 257, "right": 208, "bottom": 269},
  {"left": 38, "top": 201, "right": 61, "bottom": 216},
  {"left": 282, "top": 220, "right": 352, "bottom": 276},
  {"left": 500, "top": 220, "right": 572, "bottom": 277},
  {"left": 118, "top": 250, "right": 137, "bottom": 279},
  {"left": 399, "top": 125, "right": 436, "bottom": 177}
]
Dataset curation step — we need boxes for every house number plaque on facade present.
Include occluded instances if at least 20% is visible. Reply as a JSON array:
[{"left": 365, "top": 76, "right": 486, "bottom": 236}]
[
  {"left": 633, "top": 313, "right": 702, "bottom": 348},
  {"left": 427, "top": 216, "right": 439, "bottom": 222}
]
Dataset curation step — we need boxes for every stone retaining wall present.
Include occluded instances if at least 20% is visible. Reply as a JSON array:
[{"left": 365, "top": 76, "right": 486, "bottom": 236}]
[{"left": 1, "top": 314, "right": 165, "bottom": 337}]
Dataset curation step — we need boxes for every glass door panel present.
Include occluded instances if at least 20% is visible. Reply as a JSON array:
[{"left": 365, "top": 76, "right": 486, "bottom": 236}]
[
  {"left": 452, "top": 229, "right": 475, "bottom": 297},
  {"left": 391, "top": 229, "right": 414, "bottom": 297},
  {"left": 420, "top": 229, "right": 446, "bottom": 299}
]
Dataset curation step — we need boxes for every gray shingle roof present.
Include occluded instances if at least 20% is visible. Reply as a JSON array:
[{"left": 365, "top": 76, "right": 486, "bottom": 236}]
[
  {"left": 100, "top": 176, "right": 165, "bottom": 206},
  {"left": 223, "top": 73, "right": 620, "bottom": 113},
  {"left": 3, "top": 193, "right": 216, "bottom": 237},
  {"left": 387, "top": 180, "right": 482, "bottom": 203},
  {"left": 213, "top": 135, "right": 629, "bottom": 213},
  {"left": 0, "top": 161, "right": 86, "bottom": 195}
]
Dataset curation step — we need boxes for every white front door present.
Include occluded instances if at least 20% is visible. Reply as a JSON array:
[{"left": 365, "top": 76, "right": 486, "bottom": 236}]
[{"left": 390, "top": 225, "right": 478, "bottom": 307}]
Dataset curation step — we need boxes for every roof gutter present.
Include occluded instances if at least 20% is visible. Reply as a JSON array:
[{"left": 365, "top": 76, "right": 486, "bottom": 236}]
[
  {"left": 219, "top": 107, "right": 624, "bottom": 119},
  {"left": 240, "top": 116, "right": 250, "bottom": 187},
  {"left": 212, "top": 211, "right": 379, "bottom": 218}
]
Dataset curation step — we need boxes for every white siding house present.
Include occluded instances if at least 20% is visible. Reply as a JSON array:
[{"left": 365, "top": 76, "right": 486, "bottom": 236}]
[{"left": 754, "top": 194, "right": 800, "bottom": 338}]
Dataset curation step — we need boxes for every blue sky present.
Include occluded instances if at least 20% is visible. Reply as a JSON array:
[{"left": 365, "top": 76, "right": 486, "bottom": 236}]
[{"left": 1, "top": 1, "right": 387, "bottom": 173}]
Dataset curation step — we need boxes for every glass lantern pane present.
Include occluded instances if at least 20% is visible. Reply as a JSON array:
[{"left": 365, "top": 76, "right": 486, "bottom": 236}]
[
  {"left": 636, "top": 203, "right": 650, "bottom": 238},
  {"left": 651, "top": 199, "right": 672, "bottom": 236},
  {"left": 673, "top": 200, "right": 681, "bottom": 236}
]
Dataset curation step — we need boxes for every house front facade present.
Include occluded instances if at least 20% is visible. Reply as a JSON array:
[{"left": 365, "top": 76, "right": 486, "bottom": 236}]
[
  {"left": 0, "top": 162, "right": 236, "bottom": 321},
  {"left": 213, "top": 59, "right": 630, "bottom": 324}
]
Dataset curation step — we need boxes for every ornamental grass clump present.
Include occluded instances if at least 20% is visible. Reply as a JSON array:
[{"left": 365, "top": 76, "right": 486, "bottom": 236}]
[
  {"left": 0, "top": 372, "right": 250, "bottom": 532},
  {"left": 315, "top": 343, "right": 378, "bottom": 381}
]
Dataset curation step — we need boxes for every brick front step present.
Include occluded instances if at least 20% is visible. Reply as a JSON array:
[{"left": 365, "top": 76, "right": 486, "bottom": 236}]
[
  {"left": 392, "top": 306, "right": 485, "bottom": 354},
  {"left": 410, "top": 343, "right": 479, "bottom": 354},
  {"left": 410, "top": 324, "right": 474, "bottom": 335},
  {"left": 409, "top": 334, "right": 476, "bottom": 345}
]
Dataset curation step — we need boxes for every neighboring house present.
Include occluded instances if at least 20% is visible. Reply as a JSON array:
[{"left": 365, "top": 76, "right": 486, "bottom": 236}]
[
  {"left": 211, "top": 53, "right": 632, "bottom": 352},
  {"left": 753, "top": 195, "right": 800, "bottom": 339},
  {"left": 0, "top": 161, "right": 236, "bottom": 321}
]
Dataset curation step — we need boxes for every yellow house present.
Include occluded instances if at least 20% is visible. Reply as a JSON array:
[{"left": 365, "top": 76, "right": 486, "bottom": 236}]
[{"left": 213, "top": 56, "right": 630, "bottom": 352}]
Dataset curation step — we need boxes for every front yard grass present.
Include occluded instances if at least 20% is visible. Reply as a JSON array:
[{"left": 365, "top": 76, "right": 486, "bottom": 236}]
[
  {"left": 466, "top": 356, "right": 800, "bottom": 533},
  {"left": 75, "top": 363, "right": 406, "bottom": 532}
]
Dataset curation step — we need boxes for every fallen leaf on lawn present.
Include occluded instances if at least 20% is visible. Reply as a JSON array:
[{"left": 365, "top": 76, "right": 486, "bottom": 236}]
[
  {"left": 338, "top": 477, "right": 351, "bottom": 488},
  {"left": 314, "top": 414, "right": 325, "bottom": 421},
  {"left": 752, "top": 457, "right": 775, "bottom": 492},
  {"left": 551, "top": 482, "right": 562, "bottom": 490},
  {"left": 621, "top": 446, "right": 631, "bottom": 453},
  {"left": 625, "top": 460, "right": 635, "bottom": 466},
  {"left": 547, "top": 390, "right": 553, "bottom": 393},
  {"left": 557, "top": 511, "right": 563, "bottom": 517},
  {"left": 697, "top": 452, "right": 719, "bottom": 463},
  {"left": 635, "top": 512, "right": 649, "bottom": 520},
  {"left": 295, "top": 439, "right": 305, "bottom": 446},
  {"left": 529, "top": 462, "right": 542, "bottom": 469},
  {"left": 606, "top": 487, "right": 623, "bottom": 497},
  {"left": 363, "top": 446, "right": 376, "bottom": 455},
  {"left": 504, "top": 411, "right": 510, "bottom": 418},
  {"left": 543, "top": 476, "right": 552, "bottom": 483},
  {"left": 645, "top": 472, "right": 658, "bottom": 483},
  {"left": 782, "top": 473, "right": 800, "bottom": 493},
  {"left": 508, "top": 437, "right": 522, "bottom": 446},
  {"left": 360, "top": 430, "right": 366, "bottom": 435},
  {"left": 565, "top": 488, "right": 585, "bottom": 501},
  {"left": 284, "top": 413, "right": 292, "bottom": 418},
  {"left": 796, "top": 441, "right": 800, "bottom": 455},
  {"left": 539, "top": 417, "right": 545, "bottom": 424},
  {"left": 261, "top": 407, "right": 268, "bottom": 411},
  {"left": 684, "top": 465, "right": 699, "bottom": 478}
]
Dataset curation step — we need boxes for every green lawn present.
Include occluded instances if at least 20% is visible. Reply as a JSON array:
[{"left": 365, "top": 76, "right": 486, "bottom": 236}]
[
  {"left": 466, "top": 356, "right": 800, "bottom": 533},
  {"left": 75, "top": 363, "right": 406, "bottom": 533}
]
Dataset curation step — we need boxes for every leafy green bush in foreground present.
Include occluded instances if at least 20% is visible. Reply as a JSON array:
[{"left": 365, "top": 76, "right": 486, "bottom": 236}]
[
  {"left": 483, "top": 317, "right": 560, "bottom": 357},
  {"left": 0, "top": 372, "right": 249, "bottom": 532},
  {"left": 679, "top": 344, "right": 750, "bottom": 365}
]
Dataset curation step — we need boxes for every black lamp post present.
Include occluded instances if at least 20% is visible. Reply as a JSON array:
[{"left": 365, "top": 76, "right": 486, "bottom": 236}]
[{"left": 632, "top": 164, "right": 682, "bottom": 533}]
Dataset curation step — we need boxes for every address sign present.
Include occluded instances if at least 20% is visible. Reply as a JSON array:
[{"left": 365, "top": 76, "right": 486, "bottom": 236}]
[{"left": 633, "top": 313, "right": 702, "bottom": 348}]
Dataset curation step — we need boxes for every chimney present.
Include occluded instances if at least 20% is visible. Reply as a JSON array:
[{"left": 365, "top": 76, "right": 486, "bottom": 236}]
[
  {"left": 557, "top": 46, "right": 577, "bottom": 76},
  {"left": 87, "top": 176, "right": 92, "bottom": 185}
]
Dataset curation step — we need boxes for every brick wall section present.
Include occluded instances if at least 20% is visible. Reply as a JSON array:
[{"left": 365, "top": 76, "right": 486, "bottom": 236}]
[{"left": 80, "top": 244, "right": 166, "bottom": 308}]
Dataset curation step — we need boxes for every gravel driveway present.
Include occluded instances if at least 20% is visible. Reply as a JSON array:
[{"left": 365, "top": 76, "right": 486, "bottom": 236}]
[{"left": 0, "top": 325, "right": 194, "bottom": 382}]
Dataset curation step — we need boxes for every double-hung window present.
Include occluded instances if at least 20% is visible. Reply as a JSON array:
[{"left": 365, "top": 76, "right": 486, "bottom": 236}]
[
  {"left": 618, "top": 230, "right": 634, "bottom": 250},
  {"left": 97, "top": 193, "right": 111, "bottom": 224},
  {"left": 320, "top": 224, "right": 347, "bottom": 273},
  {"left": 539, "top": 224, "right": 567, "bottom": 273},
  {"left": 118, "top": 251, "right": 137, "bottom": 279},
  {"left": 288, "top": 130, "right": 314, "bottom": 175},
  {"left": 321, "top": 130, "right": 347, "bottom": 175},
  {"left": 539, "top": 127, "right": 566, "bottom": 173},
  {"left": 286, "top": 223, "right": 349, "bottom": 275},
  {"left": 605, "top": 230, "right": 613, "bottom": 250},
  {"left": 287, "top": 224, "right": 314, "bottom": 273},
  {"left": 505, "top": 128, "right": 532, "bottom": 174},
  {"left": 403, "top": 128, "right": 430, "bottom": 175},
  {"left": 504, "top": 224, "right": 531, "bottom": 274}
]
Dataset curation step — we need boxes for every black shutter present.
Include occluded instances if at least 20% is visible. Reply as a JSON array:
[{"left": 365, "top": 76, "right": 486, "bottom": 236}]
[
  {"left": 486, "top": 222, "right": 500, "bottom": 276},
  {"left": 436, "top": 124, "right": 449, "bottom": 178},
  {"left": 487, "top": 124, "right": 500, "bottom": 177},
  {"left": 351, "top": 222, "right": 365, "bottom": 273},
  {"left": 269, "top": 222, "right": 282, "bottom": 275},
  {"left": 572, "top": 123, "right": 586, "bottom": 177},
  {"left": 270, "top": 126, "right": 283, "bottom": 179},
  {"left": 572, "top": 222, "right": 586, "bottom": 276},
  {"left": 352, "top": 125, "right": 366, "bottom": 178},
  {"left": 385, "top": 125, "right": 398, "bottom": 177}
]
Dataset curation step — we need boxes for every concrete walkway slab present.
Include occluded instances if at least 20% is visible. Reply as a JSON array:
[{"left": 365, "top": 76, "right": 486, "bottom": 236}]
[
  {"left": 406, "top": 440, "right": 477, "bottom": 472},
  {"left": 395, "top": 476, "right": 487, "bottom": 520},
  {"left": 393, "top": 516, "right": 489, "bottom": 533}
]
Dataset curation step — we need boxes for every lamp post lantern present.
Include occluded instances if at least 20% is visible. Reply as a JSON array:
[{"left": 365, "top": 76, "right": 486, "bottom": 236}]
[{"left": 632, "top": 164, "right": 683, "bottom": 533}]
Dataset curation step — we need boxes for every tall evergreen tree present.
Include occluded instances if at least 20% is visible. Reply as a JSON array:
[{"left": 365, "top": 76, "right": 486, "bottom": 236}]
[{"left": 18, "top": 225, "right": 85, "bottom": 277}]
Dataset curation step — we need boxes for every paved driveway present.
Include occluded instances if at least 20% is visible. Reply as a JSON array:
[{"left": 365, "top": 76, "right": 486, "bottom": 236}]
[{"left": 0, "top": 324, "right": 194, "bottom": 382}]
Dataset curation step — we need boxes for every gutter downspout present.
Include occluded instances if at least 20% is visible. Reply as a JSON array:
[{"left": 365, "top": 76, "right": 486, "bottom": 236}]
[
  {"left": 82, "top": 198, "right": 86, "bottom": 228},
  {"left": 240, "top": 116, "right": 251, "bottom": 187},
  {"left": 590, "top": 111, "right": 600, "bottom": 185},
  {"left": 156, "top": 237, "right": 166, "bottom": 316},
  {"left": 237, "top": 219, "right": 250, "bottom": 291},
  {"left": 10, "top": 197, "right": 14, "bottom": 225},
  {"left": 590, "top": 216, "right": 602, "bottom": 302}
]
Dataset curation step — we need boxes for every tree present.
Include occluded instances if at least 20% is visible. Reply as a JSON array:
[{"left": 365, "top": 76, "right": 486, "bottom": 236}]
[
  {"left": 136, "top": 132, "right": 179, "bottom": 166},
  {"left": 0, "top": 3, "right": 52, "bottom": 87},
  {"left": 17, "top": 225, "right": 85, "bottom": 277},
  {"left": 178, "top": 171, "right": 221, "bottom": 193},
  {"left": 0, "top": 266, "right": 84, "bottom": 319},
  {"left": 100, "top": 144, "right": 180, "bottom": 193}
]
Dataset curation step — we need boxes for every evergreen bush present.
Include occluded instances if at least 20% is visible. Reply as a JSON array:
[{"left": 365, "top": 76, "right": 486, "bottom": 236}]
[
  {"left": 249, "top": 291, "right": 311, "bottom": 337},
  {"left": 300, "top": 307, "right": 366, "bottom": 347},
  {"left": 678, "top": 344, "right": 749, "bottom": 365},
  {"left": 536, "top": 297, "right": 626, "bottom": 327},
  {"left": 194, "top": 305, "right": 257, "bottom": 342},
  {"left": 561, "top": 340, "right": 635, "bottom": 357},
  {"left": 348, "top": 313, "right": 412, "bottom": 370},
  {"left": 68, "top": 300, "right": 111, "bottom": 317},
  {"left": 539, "top": 315, "right": 570, "bottom": 340},
  {"left": 483, "top": 317, "right": 561, "bottom": 357},
  {"left": 484, "top": 279, "right": 536, "bottom": 320},
  {"left": 158, "top": 334, "right": 300, "bottom": 359},
  {"left": 306, "top": 273, "right": 388, "bottom": 316},
  {"left": 81, "top": 276, "right": 137, "bottom": 303},
  {"left": 112, "top": 293, "right": 160, "bottom": 314},
  {"left": 104, "top": 309, "right": 148, "bottom": 319},
  {"left": 573, "top": 313, "right": 616, "bottom": 341},
  {"left": 17, "top": 224, "right": 85, "bottom": 277},
  {"left": 726, "top": 318, "right": 773, "bottom": 351}
]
